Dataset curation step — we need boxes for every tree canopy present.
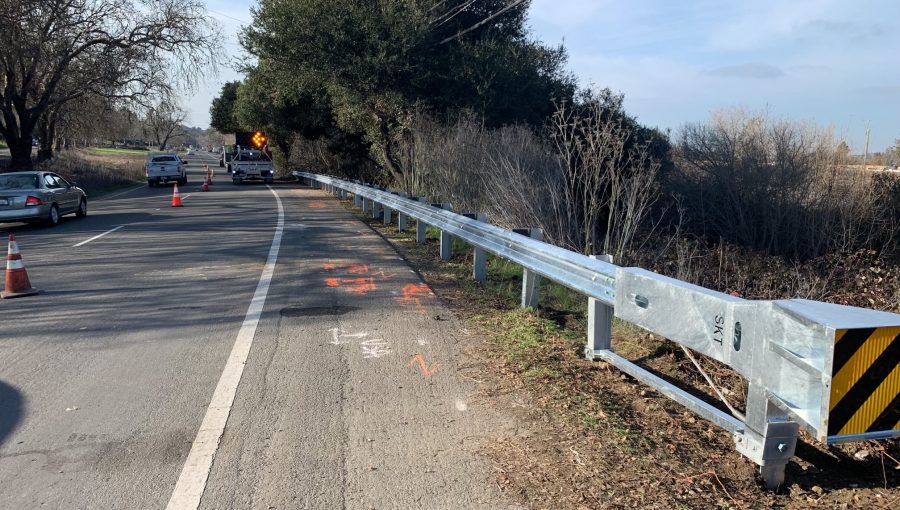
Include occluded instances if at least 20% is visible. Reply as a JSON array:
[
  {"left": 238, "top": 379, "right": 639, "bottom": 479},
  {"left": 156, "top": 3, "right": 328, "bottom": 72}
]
[
  {"left": 225, "top": 0, "right": 575, "bottom": 181},
  {"left": 0, "top": 0, "right": 221, "bottom": 170}
]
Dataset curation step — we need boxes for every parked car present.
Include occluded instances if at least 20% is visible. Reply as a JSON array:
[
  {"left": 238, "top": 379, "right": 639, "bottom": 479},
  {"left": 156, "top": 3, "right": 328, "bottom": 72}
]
[
  {"left": 0, "top": 171, "right": 87, "bottom": 225},
  {"left": 145, "top": 153, "right": 187, "bottom": 187}
]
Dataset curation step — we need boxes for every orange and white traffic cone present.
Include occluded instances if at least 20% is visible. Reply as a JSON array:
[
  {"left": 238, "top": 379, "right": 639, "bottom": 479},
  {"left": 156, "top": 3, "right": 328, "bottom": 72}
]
[
  {"left": 172, "top": 183, "right": 184, "bottom": 207},
  {"left": 205, "top": 165, "right": 213, "bottom": 185},
  {"left": 201, "top": 182, "right": 209, "bottom": 192},
  {"left": 1, "top": 234, "right": 39, "bottom": 299}
]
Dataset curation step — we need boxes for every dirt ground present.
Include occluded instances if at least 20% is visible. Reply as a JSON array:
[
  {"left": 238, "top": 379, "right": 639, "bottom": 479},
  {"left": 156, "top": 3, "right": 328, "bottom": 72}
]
[{"left": 341, "top": 198, "right": 900, "bottom": 510}]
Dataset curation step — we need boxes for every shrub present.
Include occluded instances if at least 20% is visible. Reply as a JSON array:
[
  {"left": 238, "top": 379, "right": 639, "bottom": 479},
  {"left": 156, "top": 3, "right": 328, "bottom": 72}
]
[{"left": 671, "top": 110, "right": 897, "bottom": 260}]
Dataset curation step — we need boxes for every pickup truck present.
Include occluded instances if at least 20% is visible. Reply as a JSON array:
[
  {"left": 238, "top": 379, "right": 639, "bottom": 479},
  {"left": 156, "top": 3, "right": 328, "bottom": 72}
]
[
  {"left": 231, "top": 149, "right": 275, "bottom": 185},
  {"left": 145, "top": 153, "right": 187, "bottom": 187}
]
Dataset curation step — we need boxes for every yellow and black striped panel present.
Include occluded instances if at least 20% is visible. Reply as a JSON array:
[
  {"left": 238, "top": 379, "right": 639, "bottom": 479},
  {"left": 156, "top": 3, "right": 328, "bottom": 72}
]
[{"left": 828, "top": 326, "right": 900, "bottom": 437}]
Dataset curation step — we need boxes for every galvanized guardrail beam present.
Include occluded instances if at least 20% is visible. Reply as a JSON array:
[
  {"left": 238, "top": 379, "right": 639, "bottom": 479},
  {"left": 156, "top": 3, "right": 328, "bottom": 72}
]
[{"left": 294, "top": 171, "right": 900, "bottom": 490}]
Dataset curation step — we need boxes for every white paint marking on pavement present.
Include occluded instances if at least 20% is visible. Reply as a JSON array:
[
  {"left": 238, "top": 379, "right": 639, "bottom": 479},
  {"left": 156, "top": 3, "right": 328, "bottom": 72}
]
[
  {"left": 73, "top": 226, "right": 124, "bottom": 247},
  {"left": 166, "top": 185, "right": 284, "bottom": 510}
]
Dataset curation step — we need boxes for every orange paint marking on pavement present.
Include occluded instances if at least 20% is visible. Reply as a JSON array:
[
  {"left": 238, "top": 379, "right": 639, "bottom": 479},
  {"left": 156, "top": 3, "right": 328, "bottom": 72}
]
[
  {"left": 347, "top": 263, "right": 369, "bottom": 275},
  {"left": 323, "top": 262, "right": 337, "bottom": 271},
  {"left": 407, "top": 353, "right": 441, "bottom": 378},
  {"left": 309, "top": 201, "right": 327, "bottom": 209},
  {"left": 324, "top": 277, "right": 376, "bottom": 295},
  {"left": 345, "top": 277, "right": 376, "bottom": 295},
  {"left": 395, "top": 282, "right": 435, "bottom": 314}
]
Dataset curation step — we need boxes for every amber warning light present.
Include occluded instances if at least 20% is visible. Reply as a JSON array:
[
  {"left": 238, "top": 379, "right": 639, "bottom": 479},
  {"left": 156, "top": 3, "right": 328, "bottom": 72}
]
[{"left": 251, "top": 131, "right": 266, "bottom": 148}]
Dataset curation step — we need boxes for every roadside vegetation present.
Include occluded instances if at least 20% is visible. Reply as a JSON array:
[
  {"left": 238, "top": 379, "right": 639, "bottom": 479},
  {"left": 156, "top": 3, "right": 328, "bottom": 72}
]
[{"left": 36, "top": 150, "right": 145, "bottom": 197}]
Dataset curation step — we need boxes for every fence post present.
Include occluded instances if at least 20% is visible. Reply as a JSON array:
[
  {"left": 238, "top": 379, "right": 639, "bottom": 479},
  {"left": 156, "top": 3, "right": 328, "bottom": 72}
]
[
  {"left": 517, "top": 228, "right": 543, "bottom": 309},
  {"left": 416, "top": 198, "right": 428, "bottom": 243},
  {"left": 437, "top": 203, "right": 453, "bottom": 261},
  {"left": 473, "top": 213, "right": 488, "bottom": 282},
  {"left": 585, "top": 254, "right": 614, "bottom": 359}
]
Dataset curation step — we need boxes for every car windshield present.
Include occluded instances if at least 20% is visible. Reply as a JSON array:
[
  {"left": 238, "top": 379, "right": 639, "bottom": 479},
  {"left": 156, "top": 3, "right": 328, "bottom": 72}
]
[
  {"left": 236, "top": 151, "right": 265, "bottom": 161},
  {"left": 152, "top": 156, "right": 177, "bottom": 163},
  {"left": 0, "top": 174, "right": 39, "bottom": 190}
]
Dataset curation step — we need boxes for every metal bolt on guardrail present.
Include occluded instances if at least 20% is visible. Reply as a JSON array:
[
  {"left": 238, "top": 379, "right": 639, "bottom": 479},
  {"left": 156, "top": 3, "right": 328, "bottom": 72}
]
[{"left": 295, "top": 171, "right": 900, "bottom": 490}]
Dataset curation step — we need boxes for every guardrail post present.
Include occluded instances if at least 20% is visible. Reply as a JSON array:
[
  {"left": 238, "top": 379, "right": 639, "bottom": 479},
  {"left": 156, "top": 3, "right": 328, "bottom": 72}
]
[
  {"left": 397, "top": 194, "right": 409, "bottom": 231},
  {"left": 516, "top": 228, "right": 543, "bottom": 309},
  {"left": 371, "top": 199, "right": 381, "bottom": 219},
  {"left": 416, "top": 198, "right": 428, "bottom": 243},
  {"left": 361, "top": 197, "right": 369, "bottom": 213},
  {"left": 473, "top": 213, "right": 488, "bottom": 282},
  {"left": 383, "top": 203, "right": 392, "bottom": 225},
  {"left": 354, "top": 193, "right": 362, "bottom": 207},
  {"left": 585, "top": 254, "right": 614, "bottom": 359},
  {"left": 437, "top": 203, "right": 453, "bottom": 261}
]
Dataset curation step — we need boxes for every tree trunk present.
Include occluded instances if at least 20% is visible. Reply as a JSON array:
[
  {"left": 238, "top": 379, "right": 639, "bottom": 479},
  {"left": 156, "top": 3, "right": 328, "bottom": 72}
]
[
  {"left": 8, "top": 137, "right": 35, "bottom": 171},
  {"left": 36, "top": 115, "right": 55, "bottom": 162}
]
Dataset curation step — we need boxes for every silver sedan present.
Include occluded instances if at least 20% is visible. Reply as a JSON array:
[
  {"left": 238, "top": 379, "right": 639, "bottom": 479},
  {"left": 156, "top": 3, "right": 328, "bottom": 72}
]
[{"left": 0, "top": 171, "right": 87, "bottom": 225}]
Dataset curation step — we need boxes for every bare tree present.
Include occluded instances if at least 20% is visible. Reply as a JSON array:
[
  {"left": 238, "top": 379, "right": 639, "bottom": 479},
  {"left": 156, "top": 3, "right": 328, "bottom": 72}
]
[
  {"left": 549, "top": 97, "right": 662, "bottom": 257},
  {"left": 144, "top": 100, "right": 187, "bottom": 150},
  {"left": 0, "top": 0, "right": 220, "bottom": 170},
  {"left": 674, "top": 109, "right": 895, "bottom": 259}
]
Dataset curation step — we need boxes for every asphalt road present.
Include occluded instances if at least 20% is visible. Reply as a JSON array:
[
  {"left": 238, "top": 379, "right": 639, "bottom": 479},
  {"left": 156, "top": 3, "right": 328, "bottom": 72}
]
[{"left": 0, "top": 153, "right": 515, "bottom": 509}]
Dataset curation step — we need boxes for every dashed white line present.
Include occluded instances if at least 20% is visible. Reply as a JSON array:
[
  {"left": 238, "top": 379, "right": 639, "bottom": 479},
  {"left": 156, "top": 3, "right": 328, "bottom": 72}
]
[
  {"left": 165, "top": 185, "right": 284, "bottom": 510},
  {"left": 73, "top": 226, "right": 124, "bottom": 247}
]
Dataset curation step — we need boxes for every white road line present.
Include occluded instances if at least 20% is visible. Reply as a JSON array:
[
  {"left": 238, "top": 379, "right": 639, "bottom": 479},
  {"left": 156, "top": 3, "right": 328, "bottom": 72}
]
[
  {"left": 166, "top": 185, "right": 284, "bottom": 510},
  {"left": 72, "top": 226, "right": 125, "bottom": 247},
  {"left": 99, "top": 184, "right": 145, "bottom": 200}
]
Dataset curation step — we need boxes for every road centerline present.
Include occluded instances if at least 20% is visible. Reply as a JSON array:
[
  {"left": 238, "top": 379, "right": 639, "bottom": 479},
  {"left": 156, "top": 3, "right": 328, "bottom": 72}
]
[
  {"left": 73, "top": 225, "right": 125, "bottom": 247},
  {"left": 166, "top": 185, "right": 284, "bottom": 510}
]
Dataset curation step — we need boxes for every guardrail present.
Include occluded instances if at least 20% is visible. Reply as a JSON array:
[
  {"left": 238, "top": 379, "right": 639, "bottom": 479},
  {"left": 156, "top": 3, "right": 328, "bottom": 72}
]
[{"left": 294, "top": 171, "right": 900, "bottom": 490}]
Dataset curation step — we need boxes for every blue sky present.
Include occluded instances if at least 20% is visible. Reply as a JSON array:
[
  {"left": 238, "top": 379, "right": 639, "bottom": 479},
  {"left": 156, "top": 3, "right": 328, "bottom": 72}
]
[{"left": 195, "top": 0, "right": 899, "bottom": 151}]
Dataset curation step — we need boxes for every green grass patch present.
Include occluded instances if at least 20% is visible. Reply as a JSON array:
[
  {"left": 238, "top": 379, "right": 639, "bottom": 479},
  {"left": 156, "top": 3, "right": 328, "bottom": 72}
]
[{"left": 0, "top": 140, "right": 7, "bottom": 149}]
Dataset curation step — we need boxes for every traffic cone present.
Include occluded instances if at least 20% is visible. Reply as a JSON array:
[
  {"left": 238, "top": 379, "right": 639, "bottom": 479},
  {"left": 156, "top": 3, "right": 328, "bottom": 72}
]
[
  {"left": 201, "top": 182, "right": 209, "bottom": 192},
  {"left": 205, "top": 165, "right": 213, "bottom": 185},
  {"left": 172, "top": 183, "right": 183, "bottom": 207},
  {"left": 2, "top": 234, "right": 39, "bottom": 299}
]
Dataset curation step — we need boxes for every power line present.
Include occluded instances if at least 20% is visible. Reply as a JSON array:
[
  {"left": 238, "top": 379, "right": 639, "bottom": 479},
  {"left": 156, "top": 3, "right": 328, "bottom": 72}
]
[{"left": 207, "top": 8, "right": 251, "bottom": 24}]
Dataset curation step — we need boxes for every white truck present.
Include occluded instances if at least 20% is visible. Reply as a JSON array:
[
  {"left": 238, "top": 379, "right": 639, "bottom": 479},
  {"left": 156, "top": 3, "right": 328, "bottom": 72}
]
[
  {"left": 145, "top": 153, "right": 187, "bottom": 187},
  {"left": 230, "top": 131, "right": 275, "bottom": 185}
]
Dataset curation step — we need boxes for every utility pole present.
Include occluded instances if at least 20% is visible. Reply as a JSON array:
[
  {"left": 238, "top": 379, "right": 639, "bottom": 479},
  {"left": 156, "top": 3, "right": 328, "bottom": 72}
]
[{"left": 863, "top": 122, "right": 870, "bottom": 169}]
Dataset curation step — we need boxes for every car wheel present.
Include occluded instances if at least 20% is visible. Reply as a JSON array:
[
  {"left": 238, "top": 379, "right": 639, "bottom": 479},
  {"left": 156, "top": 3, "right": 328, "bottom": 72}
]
[
  {"left": 76, "top": 198, "right": 87, "bottom": 218},
  {"left": 47, "top": 204, "right": 60, "bottom": 226}
]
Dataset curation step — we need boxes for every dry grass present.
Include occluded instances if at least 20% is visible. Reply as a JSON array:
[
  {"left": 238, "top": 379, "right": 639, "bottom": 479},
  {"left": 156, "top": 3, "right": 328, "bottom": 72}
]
[{"left": 36, "top": 149, "right": 145, "bottom": 196}]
